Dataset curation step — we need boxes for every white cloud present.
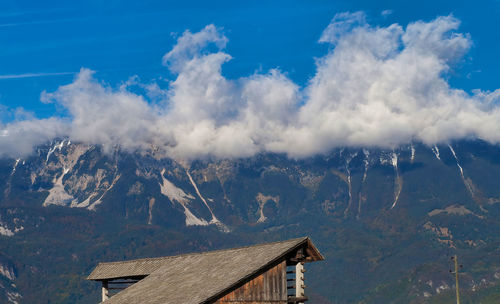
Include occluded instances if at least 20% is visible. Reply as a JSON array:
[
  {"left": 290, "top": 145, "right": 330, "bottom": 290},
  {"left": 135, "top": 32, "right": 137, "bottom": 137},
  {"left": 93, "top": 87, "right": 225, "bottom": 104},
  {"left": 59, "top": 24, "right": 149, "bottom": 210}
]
[
  {"left": 319, "top": 11, "right": 367, "bottom": 44},
  {"left": 381, "top": 10, "right": 393, "bottom": 17},
  {"left": 162, "top": 24, "right": 228, "bottom": 73},
  {"left": 1, "top": 13, "right": 499, "bottom": 160},
  {"left": 0, "top": 118, "right": 67, "bottom": 157},
  {"left": 41, "top": 69, "right": 161, "bottom": 154}
]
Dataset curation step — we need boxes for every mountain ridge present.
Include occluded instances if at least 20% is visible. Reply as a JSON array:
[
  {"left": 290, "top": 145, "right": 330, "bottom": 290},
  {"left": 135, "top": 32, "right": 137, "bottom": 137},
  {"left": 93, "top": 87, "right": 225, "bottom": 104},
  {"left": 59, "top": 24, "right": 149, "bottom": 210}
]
[{"left": 0, "top": 139, "right": 499, "bottom": 303}]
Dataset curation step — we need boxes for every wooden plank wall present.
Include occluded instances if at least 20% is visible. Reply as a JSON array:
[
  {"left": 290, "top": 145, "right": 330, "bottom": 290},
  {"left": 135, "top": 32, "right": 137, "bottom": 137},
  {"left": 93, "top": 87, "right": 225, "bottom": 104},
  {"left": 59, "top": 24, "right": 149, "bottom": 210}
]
[{"left": 215, "top": 260, "right": 287, "bottom": 304}]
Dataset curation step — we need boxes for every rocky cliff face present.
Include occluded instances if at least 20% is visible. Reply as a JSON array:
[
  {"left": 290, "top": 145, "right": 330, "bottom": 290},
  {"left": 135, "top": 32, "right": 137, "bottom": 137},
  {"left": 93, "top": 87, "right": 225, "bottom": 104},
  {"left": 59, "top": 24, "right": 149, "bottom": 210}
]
[
  {"left": 0, "top": 140, "right": 499, "bottom": 303},
  {"left": 0, "top": 254, "right": 20, "bottom": 304}
]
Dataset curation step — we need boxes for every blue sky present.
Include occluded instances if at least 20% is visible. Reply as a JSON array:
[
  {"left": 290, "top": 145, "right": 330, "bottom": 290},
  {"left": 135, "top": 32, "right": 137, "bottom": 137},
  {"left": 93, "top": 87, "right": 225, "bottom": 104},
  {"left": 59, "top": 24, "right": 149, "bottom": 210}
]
[
  {"left": 1, "top": 0, "right": 499, "bottom": 120},
  {"left": 1, "top": 1, "right": 500, "bottom": 160}
]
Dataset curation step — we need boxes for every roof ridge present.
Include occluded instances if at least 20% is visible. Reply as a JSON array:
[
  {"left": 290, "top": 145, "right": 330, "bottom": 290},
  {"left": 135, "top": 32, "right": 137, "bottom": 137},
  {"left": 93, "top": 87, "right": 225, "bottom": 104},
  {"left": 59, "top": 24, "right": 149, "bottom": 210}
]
[{"left": 96, "top": 236, "right": 308, "bottom": 267}]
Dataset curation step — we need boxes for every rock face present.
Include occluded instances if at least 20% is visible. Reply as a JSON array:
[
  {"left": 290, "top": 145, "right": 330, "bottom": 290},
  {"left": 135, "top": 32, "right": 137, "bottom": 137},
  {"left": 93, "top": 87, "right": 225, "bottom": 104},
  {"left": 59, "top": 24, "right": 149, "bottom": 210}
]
[
  {"left": 0, "top": 254, "right": 20, "bottom": 304},
  {"left": 0, "top": 139, "right": 500, "bottom": 303}
]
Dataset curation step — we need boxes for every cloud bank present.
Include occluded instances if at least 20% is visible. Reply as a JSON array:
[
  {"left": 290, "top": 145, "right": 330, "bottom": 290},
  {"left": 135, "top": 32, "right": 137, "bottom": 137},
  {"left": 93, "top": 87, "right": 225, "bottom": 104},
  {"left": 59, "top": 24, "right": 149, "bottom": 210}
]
[{"left": 1, "top": 13, "right": 499, "bottom": 160}]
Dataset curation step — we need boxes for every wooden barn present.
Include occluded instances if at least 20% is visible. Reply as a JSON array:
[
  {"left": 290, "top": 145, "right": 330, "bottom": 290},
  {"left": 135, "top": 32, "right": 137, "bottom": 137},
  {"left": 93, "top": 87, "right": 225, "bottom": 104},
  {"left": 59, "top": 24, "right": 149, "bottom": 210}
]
[{"left": 87, "top": 237, "right": 324, "bottom": 304}]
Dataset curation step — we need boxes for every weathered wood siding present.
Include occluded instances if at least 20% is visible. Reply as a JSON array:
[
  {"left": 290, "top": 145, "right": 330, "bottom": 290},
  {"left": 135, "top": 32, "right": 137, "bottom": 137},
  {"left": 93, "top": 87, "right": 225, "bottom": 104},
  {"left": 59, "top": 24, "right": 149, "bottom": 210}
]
[{"left": 215, "top": 261, "right": 287, "bottom": 304}]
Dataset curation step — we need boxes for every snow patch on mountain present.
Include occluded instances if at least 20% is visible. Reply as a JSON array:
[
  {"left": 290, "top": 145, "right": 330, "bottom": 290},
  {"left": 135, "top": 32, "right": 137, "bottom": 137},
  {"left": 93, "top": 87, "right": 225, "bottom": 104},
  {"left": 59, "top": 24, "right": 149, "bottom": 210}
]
[
  {"left": 186, "top": 170, "right": 228, "bottom": 232},
  {"left": 390, "top": 152, "right": 402, "bottom": 209},
  {"left": 159, "top": 169, "right": 208, "bottom": 226},
  {"left": 449, "top": 145, "right": 464, "bottom": 176},
  {"left": 448, "top": 144, "right": 475, "bottom": 198},
  {"left": 357, "top": 149, "right": 370, "bottom": 218},
  {"left": 362, "top": 149, "right": 370, "bottom": 182},
  {"left": 410, "top": 144, "right": 415, "bottom": 163},
  {"left": 343, "top": 152, "right": 357, "bottom": 217},
  {"left": 45, "top": 140, "right": 69, "bottom": 164},
  {"left": 377, "top": 151, "right": 404, "bottom": 209},
  {"left": 391, "top": 152, "right": 398, "bottom": 168},
  {"left": 431, "top": 145, "right": 441, "bottom": 160},
  {"left": 10, "top": 159, "right": 20, "bottom": 176}
]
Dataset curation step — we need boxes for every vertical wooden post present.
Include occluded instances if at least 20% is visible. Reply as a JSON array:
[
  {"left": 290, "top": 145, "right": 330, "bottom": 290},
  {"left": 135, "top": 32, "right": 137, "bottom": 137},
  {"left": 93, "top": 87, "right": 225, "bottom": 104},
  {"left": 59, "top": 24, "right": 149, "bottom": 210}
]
[
  {"left": 295, "top": 262, "right": 305, "bottom": 303},
  {"left": 102, "top": 280, "right": 109, "bottom": 302}
]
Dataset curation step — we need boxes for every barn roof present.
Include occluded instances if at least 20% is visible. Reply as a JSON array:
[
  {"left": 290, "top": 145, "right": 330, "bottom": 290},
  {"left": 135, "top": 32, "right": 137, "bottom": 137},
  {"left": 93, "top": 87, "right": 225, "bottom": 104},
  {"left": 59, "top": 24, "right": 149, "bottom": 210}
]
[{"left": 87, "top": 236, "right": 323, "bottom": 304}]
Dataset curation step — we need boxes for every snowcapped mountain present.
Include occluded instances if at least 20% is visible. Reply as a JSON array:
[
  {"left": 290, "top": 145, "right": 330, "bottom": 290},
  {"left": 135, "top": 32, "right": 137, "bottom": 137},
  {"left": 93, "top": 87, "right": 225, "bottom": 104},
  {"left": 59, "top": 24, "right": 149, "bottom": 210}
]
[{"left": 0, "top": 140, "right": 499, "bottom": 303}]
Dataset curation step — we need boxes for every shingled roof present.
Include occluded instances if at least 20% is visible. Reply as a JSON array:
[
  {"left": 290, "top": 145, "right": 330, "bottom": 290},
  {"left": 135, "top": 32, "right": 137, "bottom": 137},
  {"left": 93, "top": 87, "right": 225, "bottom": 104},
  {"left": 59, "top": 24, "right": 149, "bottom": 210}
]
[{"left": 87, "top": 237, "right": 323, "bottom": 304}]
